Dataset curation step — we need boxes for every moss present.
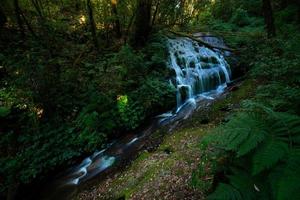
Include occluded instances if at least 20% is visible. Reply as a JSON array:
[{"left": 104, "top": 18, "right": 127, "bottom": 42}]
[
  {"left": 200, "top": 56, "right": 209, "bottom": 63},
  {"left": 210, "top": 56, "right": 219, "bottom": 64},
  {"left": 212, "top": 79, "right": 257, "bottom": 112},
  {"left": 201, "top": 63, "right": 211, "bottom": 69},
  {"left": 189, "top": 61, "right": 196, "bottom": 68}
]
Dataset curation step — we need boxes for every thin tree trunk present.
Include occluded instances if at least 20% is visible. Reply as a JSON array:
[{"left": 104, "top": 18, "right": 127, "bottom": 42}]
[
  {"left": 111, "top": 0, "right": 122, "bottom": 38},
  {"left": 297, "top": 1, "right": 300, "bottom": 24},
  {"left": 20, "top": 12, "right": 37, "bottom": 38},
  {"left": 75, "top": 0, "right": 81, "bottom": 11},
  {"left": 124, "top": 12, "right": 136, "bottom": 43},
  {"left": 0, "top": 5, "right": 7, "bottom": 29},
  {"left": 131, "top": 0, "right": 152, "bottom": 47},
  {"left": 262, "top": 0, "right": 276, "bottom": 37},
  {"left": 6, "top": 182, "right": 19, "bottom": 200},
  {"left": 86, "top": 0, "right": 99, "bottom": 49},
  {"left": 151, "top": 0, "right": 160, "bottom": 26},
  {"left": 14, "top": 0, "right": 25, "bottom": 37}
]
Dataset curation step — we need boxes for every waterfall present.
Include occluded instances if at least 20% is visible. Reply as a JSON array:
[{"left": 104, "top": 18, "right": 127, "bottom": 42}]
[
  {"left": 167, "top": 36, "right": 231, "bottom": 112},
  {"left": 38, "top": 35, "right": 232, "bottom": 200}
]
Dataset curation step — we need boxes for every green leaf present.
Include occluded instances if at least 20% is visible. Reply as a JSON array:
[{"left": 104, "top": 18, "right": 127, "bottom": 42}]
[
  {"left": 208, "top": 183, "right": 243, "bottom": 200},
  {"left": 0, "top": 106, "right": 11, "bottom": 117},
  {"left": 252, "top": 138, "right": 288, "bottom": 175},
  {"left": 276, "top": 149, "right": 300, "bottom": 200}
]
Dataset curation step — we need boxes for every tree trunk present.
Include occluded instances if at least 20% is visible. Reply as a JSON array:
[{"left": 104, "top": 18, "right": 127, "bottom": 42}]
[
  {"left": 262, "top": 0, "right": 276, "bottom": 38},
  {"left": 111, "top": 0, "right": 122, "bottom": 38},
  {"left": 86, "top": 0, "right": 99, "bottom": 49},
  {"left": 151, "top": 0, "right": 160, "bottom": 26},
  {"left": 75, "top": 0, "right": 81, "bottom": 11},
  {"left": 6, "top": 182, "right": 19, "bottom": 200},
  {"left": 280, "top": 0, "right": 288, "bottom": 9},
  {"left": 14, "top": 0, "right": 25, "bottom": 37},
  {"left": 131, "top": 0, "right": 152, "bottom": 47},
  {"left": 0, "top": 6, "right": 7, "bottom": 29},
  {"left": 297, "top": 1, "right": 300, "bottom": 24}
]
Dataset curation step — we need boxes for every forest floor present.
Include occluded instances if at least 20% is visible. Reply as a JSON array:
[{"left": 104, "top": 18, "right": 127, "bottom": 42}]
[{"left": 75, "top": 79, "right": 256, "bottom": 200}]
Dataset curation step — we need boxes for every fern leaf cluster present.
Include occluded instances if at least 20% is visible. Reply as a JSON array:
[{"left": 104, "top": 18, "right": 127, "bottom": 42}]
[{"left": 207, "top": 104, "right": 300, "bottom": 200}]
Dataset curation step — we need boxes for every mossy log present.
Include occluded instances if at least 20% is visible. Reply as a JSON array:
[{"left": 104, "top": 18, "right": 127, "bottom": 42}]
[{"left": 167, "top": 30, "right": 236, "bottom": 52}]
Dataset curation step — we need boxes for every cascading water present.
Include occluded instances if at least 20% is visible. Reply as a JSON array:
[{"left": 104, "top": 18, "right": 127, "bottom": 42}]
[
  {"left": 167, "top": 36, "right": 231, "bottom": 112},
  {"left": 36, "top": 34, "right": 232, "bottom": 200}
]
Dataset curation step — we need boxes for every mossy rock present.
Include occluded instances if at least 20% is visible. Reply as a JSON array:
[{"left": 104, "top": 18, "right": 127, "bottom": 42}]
[
  {"left": 210, "top": 56, "right": 220, "bottom": 64},
  {"left": 201, "top": 63, "right": 211, "bottom": 69},
  {"left": 200, "top": 56, "right": 209, "bottom": 63},
  {"left": 189, "top": 61, "right": 196, "bottom": 68},
  {"left": 178, "top": 85, "right": 190, "bottom": 102},
  {"left": 200, "top": 56, "right": 220, "bottom": 64},
  {"left": 176, "top": 56, "right": 182, "bottom": 66}
]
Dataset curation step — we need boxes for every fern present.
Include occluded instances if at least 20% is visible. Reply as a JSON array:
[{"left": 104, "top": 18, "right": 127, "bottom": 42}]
[
  {"left": 276, "top": 149, "right": 300, "bottom": 200},
  {"left": 271, "top": 112, "right": 300, "bottom": 136},
  {"left": 252, "top": 138, "right": 288, "bottom": 175},
  {"left": 217, "top": 112, "right": 267, "bottom": 155},
  {"left": 227, "top": 168, "right": 257, "bottom": 200},
  {"left": 207, "top": 183, "right": 243, "bottom": 200},
  {"left": 237, "top": 131, "right": 265, "bottom": 157},
  {"left": 206, "top": 106, "right": 300, "bottom": 200}
]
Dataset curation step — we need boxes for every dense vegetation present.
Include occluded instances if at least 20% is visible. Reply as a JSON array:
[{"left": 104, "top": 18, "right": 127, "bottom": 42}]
[
  {"left": 0, "top": 0, "right": 299, "bottom": 200},
  {"left": 190, "top": 1, "right": 300, "bottom": 200}
]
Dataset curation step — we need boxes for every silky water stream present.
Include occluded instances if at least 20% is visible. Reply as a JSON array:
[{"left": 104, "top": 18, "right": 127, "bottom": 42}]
[{"left": 38, "top": 34, "right": 232, "bottom": 200}]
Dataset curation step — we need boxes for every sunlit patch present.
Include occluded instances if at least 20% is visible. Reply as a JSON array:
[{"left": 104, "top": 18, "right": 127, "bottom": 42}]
[
  {"left": 79, "top": 15, "right": 86, "bottom": 24},
  {"left": 35, "top": 107, "right": 44, "bottom": 118},
  {"left": 111, "top": 0, "right": 117, "bottom": 5}
]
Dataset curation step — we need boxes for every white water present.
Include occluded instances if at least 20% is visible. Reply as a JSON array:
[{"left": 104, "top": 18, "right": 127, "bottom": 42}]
[{"left": 167, "top": 36, "right": 231, "bottom": 111}]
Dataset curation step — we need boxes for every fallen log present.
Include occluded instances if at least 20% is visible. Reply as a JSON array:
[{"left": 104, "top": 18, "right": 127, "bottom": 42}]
[{"left": 167, "top": 30, "right": 236, "bottom": 52}]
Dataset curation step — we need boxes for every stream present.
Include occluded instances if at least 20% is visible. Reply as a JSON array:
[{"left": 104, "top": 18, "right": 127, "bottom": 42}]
[{"left": 38, "top": 33, "right": 232, "bottom": 200}]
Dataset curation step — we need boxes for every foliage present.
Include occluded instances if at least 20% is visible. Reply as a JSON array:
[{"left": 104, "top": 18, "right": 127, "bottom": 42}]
[
  {"left": 0, "top": 23, "right": 175, "bottom": 198},
  {"left": 230, "top": 8, "right": 251, "bottom": 27},
  {"left": 192, "top": 3, "right": 300, "bottom": 200},
  {"left": 202, "top": 103, "right": 300, "bottom": 200}
]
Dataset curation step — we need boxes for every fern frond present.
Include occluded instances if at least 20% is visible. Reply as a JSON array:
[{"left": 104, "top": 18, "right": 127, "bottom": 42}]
[
  {"left": 207, "top": 183, "right": 243, "bottom": 200},
  {"left": 228, "top": 168, "right": 257, "bottom": 200},
  {"left": 271, "top": 112, "right": 300, "bottom": 136},
  {"left": 252, "top": 138, "right": 288, "bottom": 175},
  {"left": 276, "top": 149, "right": 300, "bottom": 200},
  {"left": 218, "top": 112, "right": 267, "bottom": 155},
  {"left": 237, "top": 130, "right": 265, "bottom": 157}
]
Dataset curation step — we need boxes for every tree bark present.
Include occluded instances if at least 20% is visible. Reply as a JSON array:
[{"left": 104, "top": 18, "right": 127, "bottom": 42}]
[
  {"left": 262, "top": 0, "right": 276, "bottom": 38},
  {"left": 14, "top": 0, "right": 25, "bottom": 37},
  {"left": 131, "top": 0, "right": 152, "bottom": 47},
  {"left": 0, "top": 5, "right": 7, "bottom": 29},
  {"left": 111, "top": 0, "right": 122, "bottom": 38},
  {"left": 151, "top": 0, "right": 160, "bottom": 26},
  {"left": 86, "top": 0, "right": 99, "bottom": 49},
  {"left": 75, "top": 0, "right": 81, "bottom": 11}
]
